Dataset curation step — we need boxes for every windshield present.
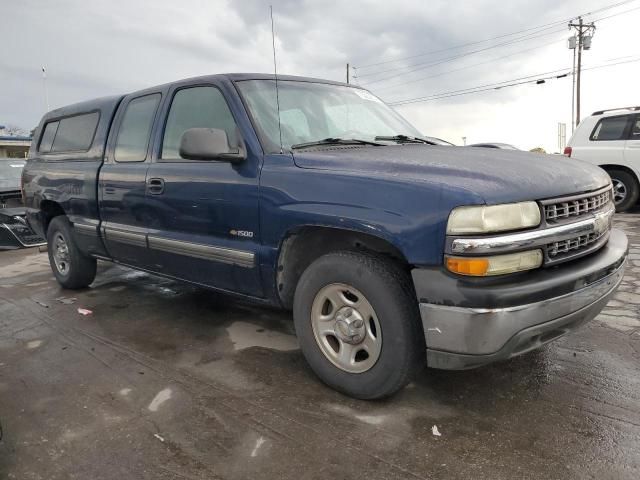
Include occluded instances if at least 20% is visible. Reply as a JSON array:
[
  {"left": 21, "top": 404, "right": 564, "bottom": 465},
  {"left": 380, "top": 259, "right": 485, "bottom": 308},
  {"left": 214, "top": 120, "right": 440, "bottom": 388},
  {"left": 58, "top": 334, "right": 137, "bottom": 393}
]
[{"left": 236, "top": 80, "right": 423, "bottom": 153}]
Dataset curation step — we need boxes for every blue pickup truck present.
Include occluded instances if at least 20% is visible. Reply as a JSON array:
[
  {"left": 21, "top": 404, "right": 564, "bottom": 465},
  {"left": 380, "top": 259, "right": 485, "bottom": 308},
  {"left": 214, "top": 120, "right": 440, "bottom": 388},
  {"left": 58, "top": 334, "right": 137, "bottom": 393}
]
[{"left": 22, "top": 74, "right": 627, "bottom": 399}]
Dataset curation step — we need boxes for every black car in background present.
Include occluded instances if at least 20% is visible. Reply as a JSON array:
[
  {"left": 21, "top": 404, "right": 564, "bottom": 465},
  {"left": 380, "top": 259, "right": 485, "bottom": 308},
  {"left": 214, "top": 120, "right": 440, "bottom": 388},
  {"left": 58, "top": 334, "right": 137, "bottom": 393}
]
[
  {"left": 0, "top": 158, "right": 45, "bottom": 249},
  {"left": 0, "top": 158, "right": 25, "bottom": 208},
  {"left": 468, "top": 142, "right": 520, "bottom": 150}
]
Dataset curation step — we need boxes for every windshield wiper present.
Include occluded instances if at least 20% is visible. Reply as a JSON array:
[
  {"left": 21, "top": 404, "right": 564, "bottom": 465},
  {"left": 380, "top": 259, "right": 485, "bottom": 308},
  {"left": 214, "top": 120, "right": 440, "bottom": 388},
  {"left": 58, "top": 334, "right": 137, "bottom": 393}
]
[
  {"left": 291, "top": 137, "right": 383, "bottom": 150},
  {"left": 374, "top": 135, "right": 436, "bottom": 145}
]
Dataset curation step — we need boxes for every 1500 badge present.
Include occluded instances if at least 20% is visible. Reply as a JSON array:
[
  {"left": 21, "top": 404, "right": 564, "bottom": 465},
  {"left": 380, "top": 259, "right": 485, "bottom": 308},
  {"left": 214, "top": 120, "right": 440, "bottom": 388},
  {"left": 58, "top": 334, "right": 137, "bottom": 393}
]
[{"left": 230, "top": 229, "right": 254, "bottom": 238}]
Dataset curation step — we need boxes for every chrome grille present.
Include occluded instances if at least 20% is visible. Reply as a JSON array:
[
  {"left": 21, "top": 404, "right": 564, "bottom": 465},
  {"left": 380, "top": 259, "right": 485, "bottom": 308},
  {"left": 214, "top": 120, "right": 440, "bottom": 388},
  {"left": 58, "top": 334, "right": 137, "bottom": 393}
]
[
  {"left": 547, "top": 232, "right": 605, "bottom": 259},
  {"left": 544, "top": 189, "right": 611, "bottom": 223}
]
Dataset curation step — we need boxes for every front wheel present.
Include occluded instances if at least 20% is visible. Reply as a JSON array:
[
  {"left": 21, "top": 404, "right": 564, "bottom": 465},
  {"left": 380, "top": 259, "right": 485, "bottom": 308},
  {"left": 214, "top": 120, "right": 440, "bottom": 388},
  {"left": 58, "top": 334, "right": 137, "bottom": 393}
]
[
  {"left": 293, "top": 251, "right": 425, "bottom": 399},
  {"left": 47, "top": 216, "right": 97, "bottom": 289},
  {"left": 607, "top": 169, "right": 639, "bottom": 212}
]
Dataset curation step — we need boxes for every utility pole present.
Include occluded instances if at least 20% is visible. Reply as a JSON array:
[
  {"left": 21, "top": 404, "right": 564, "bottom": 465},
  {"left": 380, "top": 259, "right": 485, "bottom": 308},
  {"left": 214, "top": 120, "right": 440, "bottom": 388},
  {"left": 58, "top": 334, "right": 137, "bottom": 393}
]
[
  {"left": 569, "top": 37, "right": 577, "bottom": 133},
  {"left": 576, "top": 17, "right": 583, "bottom": 127},
  {"left": 568, "top": 17, "right": 595, "bottom": 127},
  {"left": 346, "top": 63, "right": 350, "bottom": 84}
]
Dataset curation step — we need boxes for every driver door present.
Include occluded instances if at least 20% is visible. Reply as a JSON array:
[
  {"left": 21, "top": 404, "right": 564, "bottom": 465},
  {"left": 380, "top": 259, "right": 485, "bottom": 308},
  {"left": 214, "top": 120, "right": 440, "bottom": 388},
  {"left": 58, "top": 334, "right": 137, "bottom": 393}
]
[{"left": 144, "top": 82, "right": 263, "bottom": 296}]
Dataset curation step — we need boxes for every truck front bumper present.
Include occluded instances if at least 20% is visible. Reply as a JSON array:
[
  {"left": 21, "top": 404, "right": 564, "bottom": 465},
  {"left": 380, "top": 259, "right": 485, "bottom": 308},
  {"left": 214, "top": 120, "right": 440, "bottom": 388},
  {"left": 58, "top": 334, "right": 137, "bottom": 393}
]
[{"left": 412, "top": 228, "right": 628, "bottom": 370}]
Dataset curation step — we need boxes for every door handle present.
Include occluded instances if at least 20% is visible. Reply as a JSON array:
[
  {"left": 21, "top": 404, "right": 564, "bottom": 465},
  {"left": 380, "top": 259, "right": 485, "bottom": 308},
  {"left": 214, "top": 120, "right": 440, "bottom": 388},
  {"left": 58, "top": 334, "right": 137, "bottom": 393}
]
[
  {"left": 104, "top": 187, "right": 116, "bottom": 195},
  {"left": 147, "top": 178, "right": 165, "bottom": 195}
]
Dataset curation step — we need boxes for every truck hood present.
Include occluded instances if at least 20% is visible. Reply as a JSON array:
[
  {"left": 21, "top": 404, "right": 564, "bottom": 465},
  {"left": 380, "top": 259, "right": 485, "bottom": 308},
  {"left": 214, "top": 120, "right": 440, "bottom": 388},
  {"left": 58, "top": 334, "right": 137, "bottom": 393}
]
[{"left": 292, "top": 145, "right": 611, "bottom": 204}]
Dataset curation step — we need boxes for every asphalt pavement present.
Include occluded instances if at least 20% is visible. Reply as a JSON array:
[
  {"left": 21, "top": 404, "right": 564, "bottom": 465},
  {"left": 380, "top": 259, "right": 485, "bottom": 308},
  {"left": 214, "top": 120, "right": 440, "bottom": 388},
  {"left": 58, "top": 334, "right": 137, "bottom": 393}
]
[{"left": 0, "top": 215, "right": 639, "bottom": 479}]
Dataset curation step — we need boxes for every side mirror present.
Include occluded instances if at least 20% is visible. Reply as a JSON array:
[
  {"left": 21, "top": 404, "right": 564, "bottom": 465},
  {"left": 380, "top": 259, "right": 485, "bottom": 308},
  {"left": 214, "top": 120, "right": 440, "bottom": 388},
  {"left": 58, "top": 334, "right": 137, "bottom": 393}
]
[{"left": 179, "top": 128, "right": 245, "bottom": 162}]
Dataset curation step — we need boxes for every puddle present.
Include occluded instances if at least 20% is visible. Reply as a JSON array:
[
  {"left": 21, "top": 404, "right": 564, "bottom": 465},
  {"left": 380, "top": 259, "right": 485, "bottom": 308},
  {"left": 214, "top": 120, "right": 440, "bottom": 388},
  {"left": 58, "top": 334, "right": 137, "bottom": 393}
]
[
  {"left": 226, "top": 321, "right": 298, "bottom": 352},
  {"left": 0, "top": 254, "right": 50, "bottom": 279}
]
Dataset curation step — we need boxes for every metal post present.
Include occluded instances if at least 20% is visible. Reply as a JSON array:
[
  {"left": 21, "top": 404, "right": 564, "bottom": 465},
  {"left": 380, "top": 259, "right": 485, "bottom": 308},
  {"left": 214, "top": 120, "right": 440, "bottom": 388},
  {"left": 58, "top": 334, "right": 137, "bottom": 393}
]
[
  {"left": 346, "top": 63, "right": 350, "bottom": 84},
  {"left": 571, "top": 45, "right": 576, "bottom": 133},
  {"left": 569, "top": 17, "right": 594, "bottom": 128},
  {"left": 576, "top": 17, "right": 583, "bottom": 127}
]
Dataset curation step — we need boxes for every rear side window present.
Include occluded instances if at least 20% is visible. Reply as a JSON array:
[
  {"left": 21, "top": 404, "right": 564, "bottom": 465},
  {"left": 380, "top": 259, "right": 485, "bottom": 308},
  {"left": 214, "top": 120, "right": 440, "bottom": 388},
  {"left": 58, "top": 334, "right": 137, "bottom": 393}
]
[
  {"left": 590, "top": 115, "right": 630, "bottom": 141},
  {"left": 631, "top": 117, "right": 640, "bottom": 138},
  {"left": 161, "top": 86, "right": 237, "bottom": 160},
  {"left": 39, "top": 121, "right": 59, "bottom": 152},
  {"left": 39, "top": 112, "right": 100, "bottom": 154},
  {"left": 114, "top": 94, "right": 161, "bottom": 162}
]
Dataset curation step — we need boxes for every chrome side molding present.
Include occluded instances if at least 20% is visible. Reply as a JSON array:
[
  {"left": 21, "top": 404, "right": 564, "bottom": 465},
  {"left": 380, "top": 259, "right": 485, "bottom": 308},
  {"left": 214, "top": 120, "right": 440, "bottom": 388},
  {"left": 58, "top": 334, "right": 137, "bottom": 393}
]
[
  {"left": 147, "top": 236, "right": 255, "bottom": 268},
  {"left": 103, "top": 228, "right": 147, "bottom": 248},
  {"left": 101, "top": 225, "right": 255, "bottom": 268}
]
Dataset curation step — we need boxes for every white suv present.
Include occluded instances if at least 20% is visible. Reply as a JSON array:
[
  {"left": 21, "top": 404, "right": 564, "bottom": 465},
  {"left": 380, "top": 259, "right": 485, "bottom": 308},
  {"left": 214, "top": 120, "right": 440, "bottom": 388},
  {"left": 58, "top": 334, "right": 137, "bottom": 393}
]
[{"left": 565, "top": 107, "right": 640, "bottom": 212}]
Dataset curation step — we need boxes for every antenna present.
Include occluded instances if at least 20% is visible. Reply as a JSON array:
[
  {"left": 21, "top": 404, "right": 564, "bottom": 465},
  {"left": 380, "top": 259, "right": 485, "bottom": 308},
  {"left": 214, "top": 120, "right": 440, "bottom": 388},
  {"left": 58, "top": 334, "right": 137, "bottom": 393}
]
[{"left": 270, "top": 5, "right": 284, "bottom": 154}]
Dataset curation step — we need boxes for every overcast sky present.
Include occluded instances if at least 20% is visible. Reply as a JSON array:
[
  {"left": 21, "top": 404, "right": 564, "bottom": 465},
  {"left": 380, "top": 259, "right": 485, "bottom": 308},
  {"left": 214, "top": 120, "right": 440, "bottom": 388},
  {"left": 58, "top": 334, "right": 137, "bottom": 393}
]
[{"left": 2, "top": 0, "right": 638, "bottom": 152}]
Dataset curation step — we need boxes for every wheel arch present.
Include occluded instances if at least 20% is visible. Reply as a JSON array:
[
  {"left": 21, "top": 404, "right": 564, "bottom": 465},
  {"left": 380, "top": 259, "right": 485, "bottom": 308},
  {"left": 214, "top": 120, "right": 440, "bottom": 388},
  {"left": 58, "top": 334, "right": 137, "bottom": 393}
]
[
  {"left": 275, "top": 225, "right": 411, "bottom": 309},
  {"left": 599, "top": 164, "right": 640, "bottom": 185},
  {"left": 39, "top": 199, "right": 67, "bottom": 234},
  {"left": 599, "top": 164, "right": 640, "bottom": 211}
]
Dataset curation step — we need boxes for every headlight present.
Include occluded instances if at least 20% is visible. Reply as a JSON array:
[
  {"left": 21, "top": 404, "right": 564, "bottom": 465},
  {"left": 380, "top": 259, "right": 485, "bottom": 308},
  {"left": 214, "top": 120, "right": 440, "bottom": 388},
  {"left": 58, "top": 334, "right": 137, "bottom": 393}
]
[
  {"left": 446, "top": 202, "right": 541, "bottom": 235},
  {"left": 446, "top": 250, "right": 543, "bottom": 276}
]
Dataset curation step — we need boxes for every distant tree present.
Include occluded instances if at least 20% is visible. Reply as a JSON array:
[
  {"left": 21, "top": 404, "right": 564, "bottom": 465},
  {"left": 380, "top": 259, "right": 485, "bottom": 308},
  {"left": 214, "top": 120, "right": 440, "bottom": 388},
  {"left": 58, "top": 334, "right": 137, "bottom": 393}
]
[
  {"left": 529, "top": 147, "right": 546, "bottom": 154},
  {"left": 0, "top": 124, "right": 29, "bottom": 137}
]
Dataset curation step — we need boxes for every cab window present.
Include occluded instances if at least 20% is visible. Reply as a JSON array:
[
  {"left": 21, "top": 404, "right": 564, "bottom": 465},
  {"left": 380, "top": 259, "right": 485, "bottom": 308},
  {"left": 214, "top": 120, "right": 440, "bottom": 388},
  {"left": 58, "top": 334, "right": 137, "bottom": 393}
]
[
  {"left": 631, "top": 117, "right": 640, "bottom": 138},
  {"left": 39, "top": 112, "right": 100, "bottom": 153},
  {"left": 161, "top": 86, "right": 237, "bottom": 160},
  {"left": 114, "top": 94, "right": 161, "bottom": 162}
]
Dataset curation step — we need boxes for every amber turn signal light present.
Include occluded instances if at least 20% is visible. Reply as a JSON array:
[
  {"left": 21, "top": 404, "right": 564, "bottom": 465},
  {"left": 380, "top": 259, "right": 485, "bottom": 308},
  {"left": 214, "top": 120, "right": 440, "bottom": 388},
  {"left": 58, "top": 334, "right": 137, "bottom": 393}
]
[
  {"left": 446, "top": 250, "right": 543, "bottom": 276},
  {"left": 445, "top": 257, "right": 490, "bottom": 276}
]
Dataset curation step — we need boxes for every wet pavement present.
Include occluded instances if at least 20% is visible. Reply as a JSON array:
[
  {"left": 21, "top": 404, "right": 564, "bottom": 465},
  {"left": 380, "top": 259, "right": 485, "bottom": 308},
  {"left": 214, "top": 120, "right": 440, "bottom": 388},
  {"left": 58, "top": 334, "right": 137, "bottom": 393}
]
[{"left": 0, "top": 216, "right": 639, "bottom": 479}]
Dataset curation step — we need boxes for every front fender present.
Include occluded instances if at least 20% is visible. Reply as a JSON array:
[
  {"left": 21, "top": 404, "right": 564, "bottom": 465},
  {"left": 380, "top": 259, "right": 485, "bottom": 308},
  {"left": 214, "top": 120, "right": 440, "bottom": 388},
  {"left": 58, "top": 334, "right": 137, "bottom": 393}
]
[{"left": 259, "top": 159, "right": 483, "bottom": 266}]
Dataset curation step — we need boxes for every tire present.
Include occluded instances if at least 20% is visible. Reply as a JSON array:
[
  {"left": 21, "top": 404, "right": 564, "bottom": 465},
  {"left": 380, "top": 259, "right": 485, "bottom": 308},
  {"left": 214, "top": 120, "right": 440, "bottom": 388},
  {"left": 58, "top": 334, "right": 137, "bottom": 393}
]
[
  {"left": 47, "top": 216, "right": 97, "bottom": 289},
  {"left": 607, "top": 169, "right": 639, "bottom": 213},
  {"left": 293, "top": 251, "right": 425, "bottom": 399}
]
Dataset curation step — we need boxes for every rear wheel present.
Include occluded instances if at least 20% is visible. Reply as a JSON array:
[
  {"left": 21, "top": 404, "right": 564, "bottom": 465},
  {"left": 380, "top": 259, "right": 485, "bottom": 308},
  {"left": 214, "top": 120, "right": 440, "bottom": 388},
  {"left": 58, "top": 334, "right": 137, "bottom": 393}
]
[
  {"left": 293, "top": 251, "right": 425, "bottom": 399},
  {"left": 607, "top": 169, "right": 639, "bottom": 212},
  {"left": 47, "top": 216, "right": 97, "bottom": 289}
]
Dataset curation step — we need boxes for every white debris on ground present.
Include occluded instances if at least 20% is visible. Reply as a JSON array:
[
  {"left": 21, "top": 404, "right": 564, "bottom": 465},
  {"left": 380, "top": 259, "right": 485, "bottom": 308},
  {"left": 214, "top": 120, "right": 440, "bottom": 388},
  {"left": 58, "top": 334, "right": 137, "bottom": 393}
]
[
  {"left": 148, "top": 388, "right": 172, "bottom": 412},
  {"left": 251, "top": 436, "right": 266, "bottom": 457}
]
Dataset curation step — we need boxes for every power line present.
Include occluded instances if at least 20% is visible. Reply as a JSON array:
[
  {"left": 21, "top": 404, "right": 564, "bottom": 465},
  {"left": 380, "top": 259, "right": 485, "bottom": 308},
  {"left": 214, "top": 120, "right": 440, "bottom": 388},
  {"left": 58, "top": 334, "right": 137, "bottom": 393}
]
[
  {"left": 371, "top": 2, "right": 639, "bottom": 95},
  {"left": 357, "top": 29, "right": 568, "bottom": 87},
  {"left": 389, "top": 68, "right": 573, "bottom": 105},
  {"left": 387, "top": 57, "right": 640, "bottom": 106},
  {"left": 357, "top": 27, "right": 565, "bottom": 81},
  {"left": 590, "top": 3, "right": 640, "bottom": 20},
  {"left": 390, "top": 57, "right": 640, "bottom": 105},
  {"left": 372, "top": 36, "right": 566, "bottom": 93},
  {"left": 354, "top": 0, "right": 637, "bottom": 70},
  {"left": 358, "top": 0, "right": 640, "bottom": 89},
  {"left": 355, "top": 23, "right": 566, "bottom": 71}
]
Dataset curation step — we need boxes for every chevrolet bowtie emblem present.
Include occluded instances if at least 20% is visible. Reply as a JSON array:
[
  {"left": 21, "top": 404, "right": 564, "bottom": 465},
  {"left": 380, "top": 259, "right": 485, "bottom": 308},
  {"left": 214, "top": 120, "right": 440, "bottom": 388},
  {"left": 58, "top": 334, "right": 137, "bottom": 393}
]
[{"left": 593, "top": 208, "right": 613, "bottom": 236}]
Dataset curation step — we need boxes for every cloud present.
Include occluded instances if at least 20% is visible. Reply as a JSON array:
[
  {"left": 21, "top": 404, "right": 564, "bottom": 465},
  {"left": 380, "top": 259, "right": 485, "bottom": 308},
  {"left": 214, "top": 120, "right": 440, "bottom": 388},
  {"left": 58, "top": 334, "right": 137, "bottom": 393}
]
[{"left": 1, "top": 0, "right": 638, "bottom": 151}]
